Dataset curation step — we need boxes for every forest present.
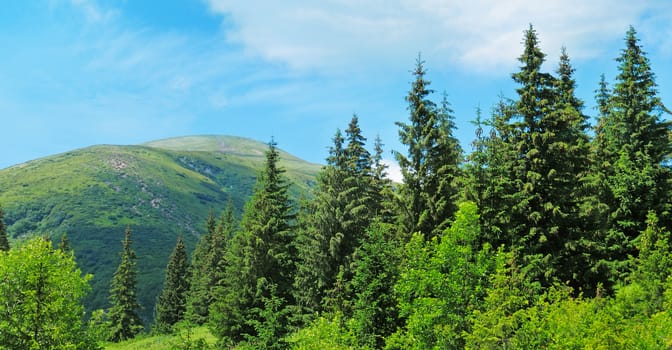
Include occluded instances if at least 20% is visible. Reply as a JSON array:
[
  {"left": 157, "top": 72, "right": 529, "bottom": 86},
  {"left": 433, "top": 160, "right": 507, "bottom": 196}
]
[{"left": 0, "top": 24, "right": 671, "bottom": 349}]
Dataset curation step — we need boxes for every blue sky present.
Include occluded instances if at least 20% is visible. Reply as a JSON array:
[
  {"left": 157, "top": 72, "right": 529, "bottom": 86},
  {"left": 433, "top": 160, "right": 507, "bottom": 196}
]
[{"left": 1, "top": 0, "right": 671, "bottom": 173}]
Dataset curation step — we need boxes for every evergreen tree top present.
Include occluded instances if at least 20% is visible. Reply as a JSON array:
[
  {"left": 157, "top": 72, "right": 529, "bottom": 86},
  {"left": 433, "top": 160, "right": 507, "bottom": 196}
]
[
  {"left": 327, "top": 129, "right": 345, "bottom": 168},
  {"left": 345, "top": 114, "right": 371, "bottom": 176},
  {"left": 613, "top": 26, "right": 660, "bottom": 112},
  {"left": 121, "top": 226, "right": 136, "bottom": 260},
  {"left": 514, "top": 25, "right": 546, "bottom": 77},
  {"left": 555, "top": 47, "right": 584, "bottom": 111}
]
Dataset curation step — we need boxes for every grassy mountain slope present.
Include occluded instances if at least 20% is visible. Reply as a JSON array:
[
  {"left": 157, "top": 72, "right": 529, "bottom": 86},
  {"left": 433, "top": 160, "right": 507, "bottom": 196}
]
[{"left": 0, "top": 135, "right": 321, "bottom": 323}]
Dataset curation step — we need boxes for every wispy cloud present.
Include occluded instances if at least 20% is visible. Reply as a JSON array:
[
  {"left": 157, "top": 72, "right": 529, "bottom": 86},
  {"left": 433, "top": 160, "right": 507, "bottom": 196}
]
[
  {"left": 207, "top": 0, "right": 672, "bottom": 74},
  {"left": 68, "top": 0, "right": 117, "bottom": 23}
]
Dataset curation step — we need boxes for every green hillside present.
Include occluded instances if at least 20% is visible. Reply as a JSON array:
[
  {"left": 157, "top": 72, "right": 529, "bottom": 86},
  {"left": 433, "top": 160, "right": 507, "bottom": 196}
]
[{"left": 0, "top": 135, "right": 321, "bottom": 323}]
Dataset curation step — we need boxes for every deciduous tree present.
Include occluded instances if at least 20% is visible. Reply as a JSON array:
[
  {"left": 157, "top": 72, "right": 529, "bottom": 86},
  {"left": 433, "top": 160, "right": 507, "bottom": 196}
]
[{"left": 0, "top": 238, "right": 97, "bottom": 349}]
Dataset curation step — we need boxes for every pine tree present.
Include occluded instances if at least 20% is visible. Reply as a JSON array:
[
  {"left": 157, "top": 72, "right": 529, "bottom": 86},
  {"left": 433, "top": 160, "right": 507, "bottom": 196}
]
[
  {"left": 154, "top": 235, "right": 190, "bottom": 333},
  {"left": 294, "top": 116, "right": 385, "bottom": 318},
  {"left": 293, "top": 131, "right": 347, "bottom": 316},
  {"left": 108, "top": 226, "right": 143, "bottom": 342},
  {"left": 184, "top": 214, "right": 213, "bottom": 325},
  {"left": 592, "top": 26, "right": 672, "bottom": 284},
  {"left": 395, "top": 55, "right": 462, "bottom": 239},
  {"left": 371, "top": 134, "right": 394, "bottom": 222},
  {"left": 545, "top": 47, "right": 592, "bottom": 289},
  {"left": 473, "top": 98, "right": 519, "bottom": 249},
  {"left": 0, "top": 206, "right": 9, "bottom": 252},
  {"left": 348, "top": 222, "right": 400, "bottom": 349},
  {"left": 211, "top": 140, "right": 296, "bottom": 347},
  {"left": 196, "top": 204, "right": 235, "bottom": 324},
  {"left": 506, "top": 26, "right": 558, "bottom": 276},
  {"left": 477, "top": 26, "right": 592, "bottom": 288}
]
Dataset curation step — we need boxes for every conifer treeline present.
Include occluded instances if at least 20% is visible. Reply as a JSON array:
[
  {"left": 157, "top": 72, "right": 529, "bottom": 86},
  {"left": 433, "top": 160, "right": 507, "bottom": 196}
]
[{"left": 141, "top": 25, "right": 672, "bottom": 348}]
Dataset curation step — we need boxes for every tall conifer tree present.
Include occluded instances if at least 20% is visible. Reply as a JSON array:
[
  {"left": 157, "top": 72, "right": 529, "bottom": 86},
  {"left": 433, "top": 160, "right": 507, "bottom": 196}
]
[
  {"left": 478, "top": 26, "right": 591, "bottom": 288},
  {"left": 108, "top": 227, "right": 143, "bottom": 342},
  {"left": 187, "top": 205, "right": 235, "bottom": 325},
  {"left": 548, "top": 47, "right": 592, "bottom": 288},
  {"left": 154, "top": 235, "right": 190, "bottom": 333},
  {"left": 211, "top": 140, "right": 296, "bottom": 347},
  {"left": 294, "top": 116, "right": 387, "bottom": 318},
  {"left": 592, "top": 26, "right": 671, "bottom": 284},
  {"left": 395, "top": 56, "right": 462, "bottom": 239},
  {"left": 185, "top": 211, "right": 215, "bottom": 324}
]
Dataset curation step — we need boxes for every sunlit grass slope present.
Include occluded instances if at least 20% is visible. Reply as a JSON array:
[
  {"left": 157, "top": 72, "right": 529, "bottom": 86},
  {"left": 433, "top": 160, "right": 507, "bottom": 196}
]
[{"left": 0, "top": 135, "right": 321, "bottom": 324}]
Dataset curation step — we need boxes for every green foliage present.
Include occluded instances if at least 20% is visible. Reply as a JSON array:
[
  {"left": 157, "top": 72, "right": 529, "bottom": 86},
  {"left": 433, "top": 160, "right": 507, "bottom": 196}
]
[
  {"left": 0, "top": 237, "right": 98, "bottom": 349},
  {"left": 186, "top": 205, "right": 235, "bottom": 325},
  {"left": 472, "top": 26, "right": 592, "bottom": 290},
  {"left": 348, "top": 222, "right": 400, "bottom": 349},
  {"left": 59, "top": 232, "right": 72, "bottom": 254},
  {"left": 294, "top": 116, "right": 391, "bottom": 319},
  {"left": 108, "top": 227, "right": 144, "bottom": 342},
  {"left": 0, "top": 206, "right": 8, "bottom": 251},
  {"left": 286, "top": 314, "right": 354, "bottom": 350},
  {"left": 465, "top": 214, "right": 672, "bottom": 349},
  {"left": 591, "top": 26, "right": 672, "bottom": 287},
  {"left": 390, "top": 202, "right": 493, "bottom": 349},
  {"left": 466, "top": 249, "right": 541, "bottom": 349},
  {"left": 154, "top": 235, "right": 191, "bottom": 333},
  {"left": 210, "top": 140, "right": 297, "bottom": 347},
  {"left": 395, "top": 56, "right": 462, "bottom": 239}
]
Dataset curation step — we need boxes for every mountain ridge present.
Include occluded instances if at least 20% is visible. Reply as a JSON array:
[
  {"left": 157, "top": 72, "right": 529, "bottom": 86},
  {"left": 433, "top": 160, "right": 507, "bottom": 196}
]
[{"left": 0, "top": 135, "right": 321, "bottom": 323}]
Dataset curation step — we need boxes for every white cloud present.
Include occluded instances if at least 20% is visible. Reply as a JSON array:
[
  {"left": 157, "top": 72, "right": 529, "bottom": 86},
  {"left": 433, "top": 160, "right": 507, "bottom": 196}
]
[
  {"left": 206, "top": 0, "right": 672, "bottom": 74},
  {"left": 382, "top": 159, "right": 403, "bottom": 183}
]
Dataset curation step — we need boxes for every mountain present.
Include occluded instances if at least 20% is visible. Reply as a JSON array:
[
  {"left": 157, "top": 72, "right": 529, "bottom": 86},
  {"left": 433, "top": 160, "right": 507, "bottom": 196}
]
[{"left": 0, "top": 135, "right": 321, "bottom": 323}]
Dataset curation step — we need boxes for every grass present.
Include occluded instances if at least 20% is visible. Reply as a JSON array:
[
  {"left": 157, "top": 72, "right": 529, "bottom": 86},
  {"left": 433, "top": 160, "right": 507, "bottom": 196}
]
[{"left": 104, "top": 326, "right": 217, "bottom": 350}]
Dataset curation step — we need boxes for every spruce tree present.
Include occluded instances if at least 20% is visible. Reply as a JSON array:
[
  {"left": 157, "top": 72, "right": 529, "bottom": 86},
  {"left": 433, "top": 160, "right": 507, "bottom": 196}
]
[
  {"left": 196, "top": 204, "right": 235, "bottom": 323},
  {"left": 0, "top": 206, "right": 9, "bottom": 252},
  {"left": 294, "top": 116, "right": 384, "bottom": 318},
  {"left": 293, "top": 131, "right": 347, "bottom": 316},
  {"left": 211, "top": 139, "right": 296, "bottom": 347},
  {"left": 186, "top": 210, "right": 216, "bottom": 325},
  {"left": 395, "top": 55, "right": 462, "bottom": 239},
  {"left": 348, "top": 222, "right": 400, "bottom": 349},
  {"left": 154, "top": 235, "right": 190, "bottom": 333},
  {"left": 547, "top": 47, "right": 592, "bottom": 289},
  {"left": 592, "top": 26, "right": 671, "bottom": 284},
  {"left": 108, "top": 227, "right": 143, "bottom": 342},
  {"left": 471, "top": 98, "right": 519, "bottom": 248},
  {"left": 506, "top": 25, "right": 557, "bottom": 272},
  {"left": 478, "top": 26, "right": 592, "bottom": 288},
  {"left": 371, "top": 134, "right": 394, "bottom": 222}
]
